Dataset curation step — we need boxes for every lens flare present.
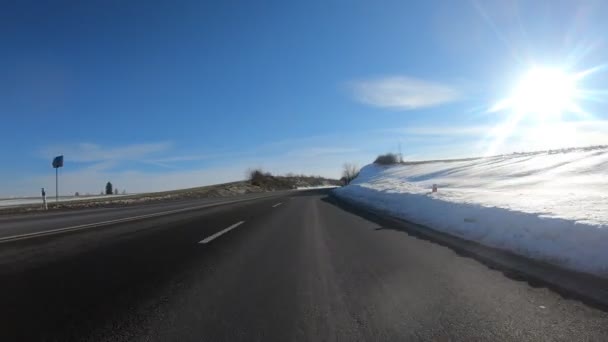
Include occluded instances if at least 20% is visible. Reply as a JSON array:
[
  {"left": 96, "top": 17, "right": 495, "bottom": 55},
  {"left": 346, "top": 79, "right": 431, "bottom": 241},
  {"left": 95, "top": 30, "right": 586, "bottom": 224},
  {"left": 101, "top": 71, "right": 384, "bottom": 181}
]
[
  {"left": 483, "top": 64, "right": 603, "bottom": 156},
  {"left": 492, "top": 67, "right": 581, "bottom": 119},
  {"left": 511, "top": 68, "right": 577, "bottom": 118}
]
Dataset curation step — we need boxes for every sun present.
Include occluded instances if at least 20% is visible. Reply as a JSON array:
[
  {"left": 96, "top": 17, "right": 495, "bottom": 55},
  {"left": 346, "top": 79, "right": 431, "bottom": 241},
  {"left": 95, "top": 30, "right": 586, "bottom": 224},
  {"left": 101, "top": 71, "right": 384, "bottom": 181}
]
[
  {"left": 511, "top": 67, "right": 578, "bottom": 118},
  {"left": 484, "top": 63, "right": 600, "bottom": 156},
  {"left": 493, "top": 67, "right": 582, "bottom": 120}
]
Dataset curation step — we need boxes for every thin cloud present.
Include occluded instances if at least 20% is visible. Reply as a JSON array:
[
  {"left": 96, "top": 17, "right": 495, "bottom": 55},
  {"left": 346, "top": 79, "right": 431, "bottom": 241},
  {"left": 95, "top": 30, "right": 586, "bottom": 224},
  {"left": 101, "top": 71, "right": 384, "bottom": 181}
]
[
  {"left": 141, "top": 154, "right": 223, "bottom": 169},
  {"left": 386, "top": 120, "right": 608, "bottom": 160},
  {"left": 40, "top": 142, "right": 172, "bottom": 163},
  {"left": 478, "top": 120, "right": 608, "bottom": 155},
  {"left": 394, "top": 120, "right": 608, "bottom": 142},
  {"left": 286, "top": 147, "right": 359, "bottom": 158},
  {"left": 15, "top": 150, "right": 371, "bottom": 197},
  {"left": 392, "top": 125, "right": 490, "bottom": 136},
  {"left": 148, "top": 155, "right": 213, "bottom": 163},
  {"left": 351, "top": 76, "right": 460, "bottom": 110}
]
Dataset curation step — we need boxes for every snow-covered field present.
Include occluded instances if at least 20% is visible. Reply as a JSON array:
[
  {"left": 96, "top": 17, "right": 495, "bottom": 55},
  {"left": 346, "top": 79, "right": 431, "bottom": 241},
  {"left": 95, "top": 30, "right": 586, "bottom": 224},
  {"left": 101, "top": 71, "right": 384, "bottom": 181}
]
[
  {"left": 0, "top": 194, "right": 127, "bottom": 208},
  {"left": 334, "top": 146, "right": 608, "bottom": 277}
]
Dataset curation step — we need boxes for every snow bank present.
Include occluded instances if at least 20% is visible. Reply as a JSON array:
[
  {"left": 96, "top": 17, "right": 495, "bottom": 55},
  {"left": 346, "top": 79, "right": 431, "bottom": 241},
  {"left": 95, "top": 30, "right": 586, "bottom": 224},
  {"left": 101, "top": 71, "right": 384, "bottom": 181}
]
[
  {"left": 296, "top": 185, "right": 338, "bottom": 190},
  {"left": 0, "top": 194, "right": 127, "bottom": 209},
  {"left": 334, "top": 146, "right": 608, "bottom": 277}
]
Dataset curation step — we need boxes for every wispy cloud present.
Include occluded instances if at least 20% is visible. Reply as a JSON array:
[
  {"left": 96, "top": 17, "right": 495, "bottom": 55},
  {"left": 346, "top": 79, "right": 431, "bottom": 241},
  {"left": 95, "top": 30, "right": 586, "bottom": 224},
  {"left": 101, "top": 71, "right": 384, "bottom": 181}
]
[
  {"left": 285, "top": 147, "right": 359, "bottom": 158},
  {"left": 84, "top": 160, "right": 120, "bottom": 171},
  {"left": 40, "top": 142, "right": 172, "bottom": 163},
  {"left": 11, "top": 146, "right": 372, "bottom": 196},
  {"left": 481, "top": 120, "right": 608, "bottom": 155},
  {"left": 350, "top": 76, "right": 460, "bottom": 110},
  {"left": 19, "top": 166, "right": 245, "bottom": 197},
  {"left": 141, "top": 153, "right": 239, "bottom": 170},
  {"left": 147, "top": 155, "right": 213, "bottom": 163},
  {"left": 392, "top": 120, "right": 608, "bottom": 158},
  {"left": 391, "top": 125, "right": 490, "bottom": 136},
  {"left": 9, "top": 136, "right": 376, "bottom": 196}
]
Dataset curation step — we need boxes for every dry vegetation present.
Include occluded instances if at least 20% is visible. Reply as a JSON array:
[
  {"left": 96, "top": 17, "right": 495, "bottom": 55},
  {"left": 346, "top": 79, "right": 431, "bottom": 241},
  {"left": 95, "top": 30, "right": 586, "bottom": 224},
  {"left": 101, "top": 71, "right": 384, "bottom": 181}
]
[{"left": 374, "top": 153, "right": 400, "bottom": 165}]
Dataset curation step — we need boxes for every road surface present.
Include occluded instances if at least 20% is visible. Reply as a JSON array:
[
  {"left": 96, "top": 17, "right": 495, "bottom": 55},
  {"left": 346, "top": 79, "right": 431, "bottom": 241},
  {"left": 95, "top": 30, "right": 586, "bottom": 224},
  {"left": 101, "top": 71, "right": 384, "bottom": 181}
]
[{"left": 1, "top": 189, "right": 607, "bottom": 341}]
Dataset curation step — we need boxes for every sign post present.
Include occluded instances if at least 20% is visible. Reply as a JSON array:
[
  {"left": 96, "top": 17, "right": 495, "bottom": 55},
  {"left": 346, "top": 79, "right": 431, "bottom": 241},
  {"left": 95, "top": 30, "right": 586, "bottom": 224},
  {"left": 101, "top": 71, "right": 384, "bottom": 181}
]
[
  {"left": 52, "top": 155, "right": 64, "bottom": 202},
  {"left": 41, "top": 188, "right": 47, "bottom": 210}
]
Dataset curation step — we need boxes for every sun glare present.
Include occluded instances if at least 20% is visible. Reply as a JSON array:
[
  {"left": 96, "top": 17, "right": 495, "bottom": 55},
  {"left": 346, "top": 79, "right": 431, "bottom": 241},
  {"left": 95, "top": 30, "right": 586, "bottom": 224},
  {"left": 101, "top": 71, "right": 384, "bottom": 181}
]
[
  {"left": 493, "top": 66, "right": 585, "bottom": 121},
  {"left": 508, "top": 67, "right": 579, "bottom": 118},
  {"left": 484, "top": 64, "right": 597, "bottom": 156}
]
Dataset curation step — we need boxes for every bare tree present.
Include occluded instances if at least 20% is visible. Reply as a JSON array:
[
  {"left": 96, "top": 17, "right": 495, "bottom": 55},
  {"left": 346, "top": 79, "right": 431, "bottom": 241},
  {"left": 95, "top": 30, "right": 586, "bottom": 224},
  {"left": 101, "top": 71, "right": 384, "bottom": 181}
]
[
  {"left": 342, "top": 163, "right": 360, "bottom": 185},
  {"left": 247, "top": 168, "right": 264, "bottom": 184}
]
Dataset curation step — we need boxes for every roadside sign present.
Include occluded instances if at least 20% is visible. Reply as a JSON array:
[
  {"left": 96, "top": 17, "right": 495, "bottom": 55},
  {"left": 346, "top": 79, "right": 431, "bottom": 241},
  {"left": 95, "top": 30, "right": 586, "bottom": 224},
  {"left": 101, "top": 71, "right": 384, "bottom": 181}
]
[
  {"left": 52, "top": 155, "right": 64, "bottom": 168},
  {"left": 52, "top": 155, "right": 64, "bottom": 202}
]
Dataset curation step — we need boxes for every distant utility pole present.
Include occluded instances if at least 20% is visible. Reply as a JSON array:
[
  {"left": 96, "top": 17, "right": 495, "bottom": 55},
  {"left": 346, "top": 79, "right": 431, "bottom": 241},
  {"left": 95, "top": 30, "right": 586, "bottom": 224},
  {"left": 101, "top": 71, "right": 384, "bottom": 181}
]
[
  {"left": 52, "top": 155, "right": 64, "bottom": 202},
  {"left": 398, "top": 142, "right": 403, "bottom": 163}
]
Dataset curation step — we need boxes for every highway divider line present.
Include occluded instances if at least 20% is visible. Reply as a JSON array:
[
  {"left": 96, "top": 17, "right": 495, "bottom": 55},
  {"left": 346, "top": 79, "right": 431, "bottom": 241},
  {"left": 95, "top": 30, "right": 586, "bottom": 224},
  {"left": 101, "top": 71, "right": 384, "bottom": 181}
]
[
  {"left": 199, "top": 221, "right": 245, "bottom": 244},
  {"left": 272, "top": 202, "right": 282, "bottom": 208},
  {"left": 0, "top": 194, "right": 282, "bottom": 244}
]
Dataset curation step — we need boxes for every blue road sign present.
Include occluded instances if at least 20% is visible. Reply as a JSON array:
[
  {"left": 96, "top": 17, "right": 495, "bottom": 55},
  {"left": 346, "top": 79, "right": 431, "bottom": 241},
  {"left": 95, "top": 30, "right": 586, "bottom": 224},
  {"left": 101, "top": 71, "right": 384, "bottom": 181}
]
[{"left": 52, "top": 155, "right": 64, "bottom": 168}]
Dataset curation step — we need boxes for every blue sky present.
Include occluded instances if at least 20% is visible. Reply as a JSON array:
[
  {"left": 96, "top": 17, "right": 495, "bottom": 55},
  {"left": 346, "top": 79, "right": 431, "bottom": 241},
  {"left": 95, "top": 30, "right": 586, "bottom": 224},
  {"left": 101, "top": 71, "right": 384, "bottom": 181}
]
[{"left": 2, "top": 0, "right": 608, "bottom": 196}]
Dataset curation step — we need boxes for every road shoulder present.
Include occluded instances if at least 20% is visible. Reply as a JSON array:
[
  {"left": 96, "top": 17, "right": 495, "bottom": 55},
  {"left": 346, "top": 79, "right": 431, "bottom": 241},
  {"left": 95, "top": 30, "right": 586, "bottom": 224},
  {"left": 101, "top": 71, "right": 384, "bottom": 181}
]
[{"left": 326, "top": 194, "right": 608, "bottom": 312}]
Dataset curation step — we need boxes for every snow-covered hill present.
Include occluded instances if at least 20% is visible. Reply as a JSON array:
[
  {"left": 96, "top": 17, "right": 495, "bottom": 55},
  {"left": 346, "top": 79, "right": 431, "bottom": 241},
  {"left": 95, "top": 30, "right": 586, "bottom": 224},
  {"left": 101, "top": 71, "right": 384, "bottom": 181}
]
[{"left": 334, "top": 146, "right": 608, "bottom": 277}]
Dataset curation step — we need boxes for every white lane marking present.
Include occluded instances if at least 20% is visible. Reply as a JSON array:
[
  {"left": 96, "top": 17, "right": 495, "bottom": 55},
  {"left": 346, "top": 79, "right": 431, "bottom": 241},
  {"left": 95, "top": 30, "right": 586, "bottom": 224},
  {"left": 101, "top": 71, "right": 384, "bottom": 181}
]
[
  {"left": 199, "top": 221, "right": 244, "bottom": 244},
  {"left": 272, "top": 202, "right": 282, "bottom": 208},
  {"left": 0, "top": 194, "right": 281, "bottom": 244},
  {"left": 0, "top": 205, "right": 214, "bottom": 244}
]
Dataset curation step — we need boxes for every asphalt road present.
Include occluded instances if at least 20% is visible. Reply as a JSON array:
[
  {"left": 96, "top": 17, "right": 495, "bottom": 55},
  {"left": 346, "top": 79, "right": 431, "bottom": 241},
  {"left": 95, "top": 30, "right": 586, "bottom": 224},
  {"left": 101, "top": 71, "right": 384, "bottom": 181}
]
[
  {"left": 0, "top": 191, "right": 288, "bottom": 240},
  {"left": 1, "top": 189, "right": 607, "bottom": 341}
]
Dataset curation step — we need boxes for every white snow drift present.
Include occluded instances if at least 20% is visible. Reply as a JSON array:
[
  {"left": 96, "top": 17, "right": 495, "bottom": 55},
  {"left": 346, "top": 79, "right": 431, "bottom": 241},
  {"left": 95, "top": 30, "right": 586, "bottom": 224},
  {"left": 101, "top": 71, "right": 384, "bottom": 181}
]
[
  {"left": 334, "top": 146, "right": 608, "bottom": 277},
  {"left": 0, "top": 194, "right": 127, "bottom": 208}
]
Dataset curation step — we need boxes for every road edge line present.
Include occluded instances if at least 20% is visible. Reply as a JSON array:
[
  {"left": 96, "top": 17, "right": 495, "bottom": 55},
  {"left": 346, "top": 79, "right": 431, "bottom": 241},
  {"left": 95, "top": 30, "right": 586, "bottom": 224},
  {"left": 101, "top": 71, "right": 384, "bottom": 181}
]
[{"left": 0, "top": 194, "right": 284, "bottom": 244}]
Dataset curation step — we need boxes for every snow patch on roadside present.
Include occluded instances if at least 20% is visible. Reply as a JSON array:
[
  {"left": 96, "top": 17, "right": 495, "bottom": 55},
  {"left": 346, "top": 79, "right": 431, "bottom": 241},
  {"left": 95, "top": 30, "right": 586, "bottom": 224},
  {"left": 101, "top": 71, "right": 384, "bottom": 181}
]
[
  {"left": 296, "top": 185, "right": 338, "bottom": 190},
  {"left": 334, "top": 146, "right": 608, "bottom": 277},
  {"left": 0, "top": 195, "right": 128, "bottom": 209}
]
